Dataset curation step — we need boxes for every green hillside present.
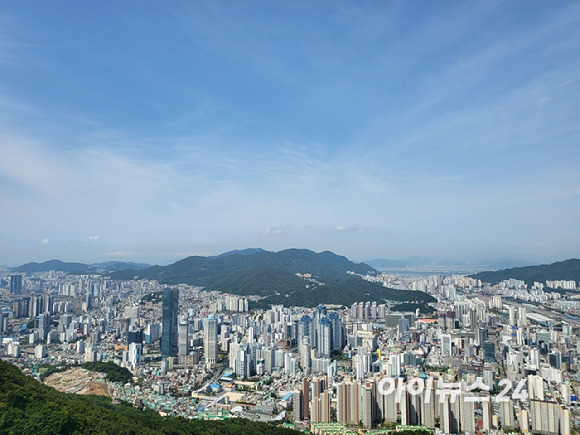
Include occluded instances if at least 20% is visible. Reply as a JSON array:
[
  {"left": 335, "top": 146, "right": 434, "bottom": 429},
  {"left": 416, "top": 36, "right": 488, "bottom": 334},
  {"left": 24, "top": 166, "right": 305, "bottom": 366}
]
[
  {"left": 469, "top": 258, "right": 580, "bottom": 287},
  {"left": 250, "top": 276, "right": 436, "bottom": 309},
  {"left": 0, "top": 359, "right": 299, "bottom": 435},
  {"left": 207, "top": 266, "right": 310, "bottom": 296}
]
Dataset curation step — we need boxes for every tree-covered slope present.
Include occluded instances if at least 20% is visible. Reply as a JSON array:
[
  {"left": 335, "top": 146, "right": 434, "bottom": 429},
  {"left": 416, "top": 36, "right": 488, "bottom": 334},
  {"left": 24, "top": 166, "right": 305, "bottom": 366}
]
[
  {"left": 0, "top": 359, "right": 299, "bottom": 435},
  {"left": 469, "top": 258, "right": 580, "bottom": 286},
  {"left": 206, "top": 266, "right": 310, "bottom": 296},
  {"left": 251, "top": 276, "right": 436, "bottom": 309}
]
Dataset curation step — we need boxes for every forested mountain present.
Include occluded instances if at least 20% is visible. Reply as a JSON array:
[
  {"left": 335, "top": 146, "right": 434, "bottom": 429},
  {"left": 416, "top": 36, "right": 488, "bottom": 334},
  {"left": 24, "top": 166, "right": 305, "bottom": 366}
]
[
  {"left": 469, "top": 258, "right": 580, "bottom": 287},
  {"left": 110, "top": 248, "right": 375, "bottom": 285},
  {"left": 0, "top": 359, "right": 299, "bottom": 435},
  {"left": 109, "top": 249, "right": 437, "bottom": 309},
  {"left": 13, "top": 259, "right": 94, "bottom": 273}
]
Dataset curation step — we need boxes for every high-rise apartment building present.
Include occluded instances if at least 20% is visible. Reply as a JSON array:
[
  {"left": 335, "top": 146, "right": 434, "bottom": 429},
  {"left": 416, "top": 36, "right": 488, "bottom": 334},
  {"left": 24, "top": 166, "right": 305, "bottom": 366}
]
[
  {"left": 441, "top": 334, "right": 452, "bottom": 357},
  {"left": 204, "top": 314, "right": 218, "bottom": 365},
  {"left": 531, "top": 400, "right": 561, "bottom": 435},
  {"left": 336, "top": 382, "right": 348, "bottom": 425},
  {"left": 481, "top": 396, "right": 493, "bottom": 432},
  {"left": 10, "top": 274, "right": 23, "bottom": 294},
  {"left": 161, "top": 288, "right": 179, "bottom": 358},
  {"left": 461, "top": 394, "right": 476, "bottom": 434},
  {"left": 500, "top": 399, "right": 515, "bottom": 429},
  {"left": 420, "top": 387, "right": 437, "bottom": 429},
  {"left": 318, "top": 318, "right": 332, "bottom": 357},
  {"left": 178, "top": 323, "right": 189, "bottom": 356},
  {"left": 360, "top": 383, "right": 374, "bottom": 429}
]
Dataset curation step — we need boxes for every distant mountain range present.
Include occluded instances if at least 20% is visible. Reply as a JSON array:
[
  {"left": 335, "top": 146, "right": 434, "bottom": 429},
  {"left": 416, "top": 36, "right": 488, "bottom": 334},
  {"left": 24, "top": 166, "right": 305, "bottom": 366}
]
[
  {"left": 12, "top": 260, "right": 150, "bottom": 274},
  {"left": 366, "top": 256, "right": 537, "bottom": 270},
  {"left": 209, "top": 248, "right": 267, "bottom": 259},
  {"left": 469, "top": 258, "right": 580, "bottom": 287},
  {"left": 366, "top": 256, "right": 436, "bottom": 268}
]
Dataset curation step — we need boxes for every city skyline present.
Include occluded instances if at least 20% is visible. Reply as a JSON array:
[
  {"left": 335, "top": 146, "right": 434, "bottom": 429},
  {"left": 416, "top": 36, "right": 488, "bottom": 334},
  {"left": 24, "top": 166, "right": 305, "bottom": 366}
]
[
  {"left": 1, "top": 2, "right": 579, "bottom": 266},
  {"left": 1, "top": 266, "right": 577, "bottom": 432}
]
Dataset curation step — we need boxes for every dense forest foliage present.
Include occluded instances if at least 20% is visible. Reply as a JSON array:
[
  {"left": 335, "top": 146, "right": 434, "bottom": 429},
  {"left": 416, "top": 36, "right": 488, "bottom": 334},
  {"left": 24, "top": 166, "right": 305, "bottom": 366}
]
[
  {"left": 207, "top": 266, "right": 309, "bottom": 296},
  {"left": 0, "top": 360, "right": 300, "bottom": 435},
  {"left": 250, "top": 276, "right": 436, "bottom": 309}
]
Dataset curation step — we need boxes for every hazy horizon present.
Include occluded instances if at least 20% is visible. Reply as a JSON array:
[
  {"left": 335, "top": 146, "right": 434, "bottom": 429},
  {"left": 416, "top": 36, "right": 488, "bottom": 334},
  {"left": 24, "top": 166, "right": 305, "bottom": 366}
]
[
  {"left": 1, "top": 2, "right": 579, "bottom": 266},
  {"left": 1, "top": 247, "right": 578, "bottom": 270}
]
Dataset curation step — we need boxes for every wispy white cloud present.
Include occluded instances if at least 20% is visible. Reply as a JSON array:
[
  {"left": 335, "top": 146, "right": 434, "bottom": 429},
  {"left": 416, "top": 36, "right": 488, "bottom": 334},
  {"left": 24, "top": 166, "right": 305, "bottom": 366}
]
[
  {"left": 335, "top": 225, "right": 359, "bottom": 233},
  {"left": 261, "top": 226, "right": 288, "bottom": 237}
]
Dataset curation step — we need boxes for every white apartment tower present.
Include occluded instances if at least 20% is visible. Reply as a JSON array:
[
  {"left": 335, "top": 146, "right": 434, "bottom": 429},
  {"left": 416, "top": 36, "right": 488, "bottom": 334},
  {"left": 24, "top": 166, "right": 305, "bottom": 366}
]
[{"left": 204, "top": 314, "right": 218, "bottom": 366}]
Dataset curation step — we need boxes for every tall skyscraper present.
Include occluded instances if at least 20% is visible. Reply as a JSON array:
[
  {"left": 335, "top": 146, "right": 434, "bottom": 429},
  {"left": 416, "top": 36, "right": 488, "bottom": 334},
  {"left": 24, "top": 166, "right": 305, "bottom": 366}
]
[
  {"left": 293, "top": 390, "right": 303, "bottom": 422},
  {"left": 318, "top": 318, "right": 332, "bottom": 357},
  {"left": 204, "top": 314, "right": 218, "bottom": 366},
  {"left": 161, "top": 288, "right": 179, "bottom": 358},
  {"left": 178, "top": 323, "right": 189, "bottom": 356},
  {"left": 360, "top": 383, "right": 374, "bottom": 429},
  {"left": 10, "top": 274, "right": 23, "bottom": 294},
  {"left": 441, "top": 334, "right": 452, "bottom": 357},
  {"left": 481, "top": 396, "right": 493, "bottom": 432},
  {"left": 336, "top": 382, "right": 348, "bottom": 425},
  {"left": 329, "top": 312, "right": 344, "bottom": 350},
  {"left": 461, "top": 394, "right": 476, "bottom": 435},
  {"left": 300, "top": 336, "right": 312, "bottom": 374},
  {"left": 500, "top": 399, "right": 515, "bottom": 429},
  {"left": 302, "top": 377, "right": 310, "bottom": 421},
  {"left": 420, "top": 384, "right": 436, "bottom": 428},
  {"left": 298, "top": 315, "right": 312, "bottom": 345}
]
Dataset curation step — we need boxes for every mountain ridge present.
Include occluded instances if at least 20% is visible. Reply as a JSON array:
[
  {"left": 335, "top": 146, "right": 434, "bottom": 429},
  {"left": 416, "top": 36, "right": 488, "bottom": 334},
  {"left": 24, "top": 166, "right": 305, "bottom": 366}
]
[
  {"left": 110, "top": 248, "right": 376, "bottom": 285},
  {"left": 12, "top": 259, "right": 150, "bottom": 274},
  {"left": 366, "top": 256, "right": 537, "bottom": 269},
  {"left": 469, "top": 258, "right": 580, "bottom": 287}
]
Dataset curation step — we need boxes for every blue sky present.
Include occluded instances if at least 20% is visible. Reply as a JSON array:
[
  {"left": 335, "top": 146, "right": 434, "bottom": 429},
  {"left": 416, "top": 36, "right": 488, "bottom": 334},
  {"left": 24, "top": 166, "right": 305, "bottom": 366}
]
[{"left": 1, "top": 1, "right": 579, "bottom": 266}]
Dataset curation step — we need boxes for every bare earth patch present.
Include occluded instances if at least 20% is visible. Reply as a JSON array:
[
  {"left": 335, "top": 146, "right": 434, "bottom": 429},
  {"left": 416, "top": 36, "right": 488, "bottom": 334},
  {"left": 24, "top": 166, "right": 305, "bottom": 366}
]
[{"left": 44, "top": 367, "right": 109, "bottom": 397}]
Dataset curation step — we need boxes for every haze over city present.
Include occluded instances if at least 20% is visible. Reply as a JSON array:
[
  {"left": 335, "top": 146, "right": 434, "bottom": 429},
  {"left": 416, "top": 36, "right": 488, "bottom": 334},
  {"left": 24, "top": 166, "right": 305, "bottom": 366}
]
[{"left": 1, "top": 2, "right": 579, "bottom": 266}]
